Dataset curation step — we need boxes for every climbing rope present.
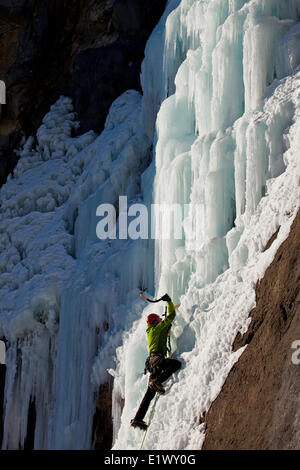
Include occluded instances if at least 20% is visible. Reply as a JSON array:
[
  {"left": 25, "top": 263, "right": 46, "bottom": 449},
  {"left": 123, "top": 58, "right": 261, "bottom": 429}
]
[{"left": 139, "top": 392, "right": 159, "bottom": 450}]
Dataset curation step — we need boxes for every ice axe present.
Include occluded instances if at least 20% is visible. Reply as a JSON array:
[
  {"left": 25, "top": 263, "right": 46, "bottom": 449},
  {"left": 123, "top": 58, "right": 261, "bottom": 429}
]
[
  {"left": 140, "top": 292, "right": 166, "bottom": 303},
  {"left": 140, "top": 292, "right": 179, "bottom": 309}
]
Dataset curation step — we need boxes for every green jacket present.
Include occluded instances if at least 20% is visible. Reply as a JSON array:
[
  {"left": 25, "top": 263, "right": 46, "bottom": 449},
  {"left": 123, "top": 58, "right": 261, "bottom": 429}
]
[{"left": 146, "top": 301, "right": 176, "bottom": 356}]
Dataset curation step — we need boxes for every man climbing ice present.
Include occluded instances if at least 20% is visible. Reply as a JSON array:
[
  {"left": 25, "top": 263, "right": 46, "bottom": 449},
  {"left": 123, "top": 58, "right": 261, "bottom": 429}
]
[{"left": 130, "top": 294, "right": 181, "bottom": 431}]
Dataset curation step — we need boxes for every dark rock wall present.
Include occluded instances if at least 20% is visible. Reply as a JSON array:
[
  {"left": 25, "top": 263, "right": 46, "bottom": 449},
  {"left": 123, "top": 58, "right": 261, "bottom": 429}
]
[
  {"left": 202, "top": 209, "right": 300, "bottom": 450},
  {"left": 0, "top": 363, "right": 5, "bottom": 448},
  {"left": 0, "top": 0, "right": 167, "bottom": 187},
  {"left": 92, "top": 378, "right": 113, "bottom": 450}
]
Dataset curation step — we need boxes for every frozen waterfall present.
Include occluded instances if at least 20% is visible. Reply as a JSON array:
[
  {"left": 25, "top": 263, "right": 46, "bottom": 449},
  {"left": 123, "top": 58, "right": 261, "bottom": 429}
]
[{"left": 113, "top": 0, "right": 300, "bottom": 450}]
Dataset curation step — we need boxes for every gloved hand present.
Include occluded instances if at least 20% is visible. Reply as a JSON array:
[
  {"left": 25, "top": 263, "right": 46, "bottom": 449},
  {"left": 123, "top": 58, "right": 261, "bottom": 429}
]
[{"left": 161, "top": 293, "right": 171, "bottom": 302}]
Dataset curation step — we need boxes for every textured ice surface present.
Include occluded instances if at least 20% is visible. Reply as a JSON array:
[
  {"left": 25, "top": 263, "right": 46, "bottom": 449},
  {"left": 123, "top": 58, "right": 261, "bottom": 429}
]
[
  {"left": 0, "top": 91, "right": 152, "bottom": 449},
  {"left": 112, "top": 0, "right": 300, "bottom": 450}
]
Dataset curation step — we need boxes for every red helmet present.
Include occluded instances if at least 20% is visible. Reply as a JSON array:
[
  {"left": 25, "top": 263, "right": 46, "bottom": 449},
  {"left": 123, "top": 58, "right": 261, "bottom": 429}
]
[{"left": 146, "top": 313, "right": 161, "bottom": 325}]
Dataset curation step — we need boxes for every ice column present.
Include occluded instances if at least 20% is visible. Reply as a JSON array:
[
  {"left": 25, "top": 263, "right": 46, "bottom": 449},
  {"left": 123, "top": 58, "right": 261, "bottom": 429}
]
[{"left": 152, "top": 0, "right": 300, "bottom": 291}]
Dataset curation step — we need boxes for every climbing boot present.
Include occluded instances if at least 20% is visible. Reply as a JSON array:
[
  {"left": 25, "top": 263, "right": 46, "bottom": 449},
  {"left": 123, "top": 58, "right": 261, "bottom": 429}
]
[{"left": 130, "top": 419, "right": 148, "bottom": 431}]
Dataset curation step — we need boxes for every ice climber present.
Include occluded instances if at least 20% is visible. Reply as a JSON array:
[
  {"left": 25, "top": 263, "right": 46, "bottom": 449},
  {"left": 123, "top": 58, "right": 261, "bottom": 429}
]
[{"left": 130, "top": 294, "right": 181, "bottom": 431}]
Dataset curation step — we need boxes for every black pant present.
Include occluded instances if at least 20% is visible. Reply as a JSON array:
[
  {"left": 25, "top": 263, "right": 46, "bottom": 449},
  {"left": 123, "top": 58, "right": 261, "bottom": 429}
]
[{"left": 134, "top": 357, "right": 181, "bottom": 422}]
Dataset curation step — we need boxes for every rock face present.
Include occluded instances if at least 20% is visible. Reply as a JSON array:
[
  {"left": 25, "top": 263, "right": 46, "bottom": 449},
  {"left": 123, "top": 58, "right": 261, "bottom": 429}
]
[
  {"left": 92, "top": 379, "right": 113, "bottom": 450},
  {"left": 202, "top": 209, "right": 300, "bottom": 450},
  {"left": 0, "top": 364, "right": 5, "bottom": 448},
  {"left": 0, "top": 0, "right": 167, "bottom": 187}
]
